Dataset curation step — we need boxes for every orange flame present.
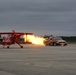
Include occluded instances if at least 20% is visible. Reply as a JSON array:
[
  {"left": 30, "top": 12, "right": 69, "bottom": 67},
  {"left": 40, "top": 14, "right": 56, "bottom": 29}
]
[{"left": 23, "top": 35, "right": 45, "bottom": 45}]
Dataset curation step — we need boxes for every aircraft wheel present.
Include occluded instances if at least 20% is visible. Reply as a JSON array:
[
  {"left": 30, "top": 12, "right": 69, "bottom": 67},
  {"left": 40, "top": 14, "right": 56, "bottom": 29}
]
[{"left": 21, "top": 46, "right": 23, "bottom": 48}]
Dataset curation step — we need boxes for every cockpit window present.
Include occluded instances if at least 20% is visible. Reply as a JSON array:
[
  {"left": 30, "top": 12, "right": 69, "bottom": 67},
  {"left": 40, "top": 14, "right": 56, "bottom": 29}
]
[{"left": 54, "top": 37, "right": 62, "bottom": 40}]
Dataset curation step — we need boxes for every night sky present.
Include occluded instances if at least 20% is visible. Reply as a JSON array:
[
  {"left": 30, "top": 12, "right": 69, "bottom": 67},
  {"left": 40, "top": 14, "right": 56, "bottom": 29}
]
[{"left": 0, "top": 0, "right": 76, "bottom": 36}]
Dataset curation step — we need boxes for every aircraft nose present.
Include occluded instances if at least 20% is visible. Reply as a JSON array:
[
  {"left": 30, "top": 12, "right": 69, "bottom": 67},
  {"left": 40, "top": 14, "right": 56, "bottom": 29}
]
[{"left": 17, "top": 34, "right": 20, "bottom": 36}]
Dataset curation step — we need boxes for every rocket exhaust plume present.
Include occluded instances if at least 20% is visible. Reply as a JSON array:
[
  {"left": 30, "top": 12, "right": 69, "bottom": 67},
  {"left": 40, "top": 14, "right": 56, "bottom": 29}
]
[{"left": 23, "top": 35, "right": 45, "bottom": 45}]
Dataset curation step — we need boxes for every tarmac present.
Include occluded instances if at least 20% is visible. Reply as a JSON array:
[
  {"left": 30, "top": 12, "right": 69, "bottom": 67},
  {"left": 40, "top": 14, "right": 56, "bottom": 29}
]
[{"left": 0, "top": 44, "right": 76, "bottom": 75}]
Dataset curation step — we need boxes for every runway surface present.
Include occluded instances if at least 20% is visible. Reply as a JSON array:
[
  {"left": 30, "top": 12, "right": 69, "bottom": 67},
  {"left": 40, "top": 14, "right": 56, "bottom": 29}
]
[{"left": 0, "top": 44, "right": 76, "bottom": 75}]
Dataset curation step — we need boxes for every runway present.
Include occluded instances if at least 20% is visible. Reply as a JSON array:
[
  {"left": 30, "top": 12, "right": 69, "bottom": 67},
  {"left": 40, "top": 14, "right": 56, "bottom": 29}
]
[{"left": 0, "top": 44, "right": 76, "bottom": 75}]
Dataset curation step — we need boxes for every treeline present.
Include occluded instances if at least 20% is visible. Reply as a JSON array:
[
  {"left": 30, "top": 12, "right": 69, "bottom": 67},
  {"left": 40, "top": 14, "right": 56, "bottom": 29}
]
[
  {"left": 61, "top": 36, "right": 76, "bottom": 43},
  {"left": 43, "top": 35, "right": 76, "bottom": 43}
]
